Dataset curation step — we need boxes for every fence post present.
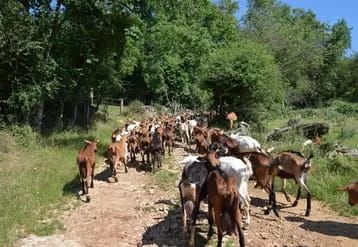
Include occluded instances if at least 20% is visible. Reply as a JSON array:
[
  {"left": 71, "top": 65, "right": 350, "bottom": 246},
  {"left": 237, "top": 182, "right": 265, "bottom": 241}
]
[{"left": 120, "top": 98, "right": 123, "bottom": 114}]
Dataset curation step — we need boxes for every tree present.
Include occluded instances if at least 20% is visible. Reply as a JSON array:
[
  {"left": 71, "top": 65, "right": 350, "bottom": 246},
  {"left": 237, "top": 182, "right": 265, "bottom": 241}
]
[{"left": 200, "top": 40, "right": 286, "bottom": 122}]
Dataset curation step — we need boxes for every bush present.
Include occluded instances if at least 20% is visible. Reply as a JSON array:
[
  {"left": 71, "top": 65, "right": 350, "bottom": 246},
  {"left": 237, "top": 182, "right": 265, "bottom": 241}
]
[
  {"left": 127, "top": 100, "right": 145, "bottom": 114},
  {"left": 332, "top": 101, "right": 358, "bottom": 115},
  {"left": 9, "top": 124, "right": 40, "bottom": 147}
]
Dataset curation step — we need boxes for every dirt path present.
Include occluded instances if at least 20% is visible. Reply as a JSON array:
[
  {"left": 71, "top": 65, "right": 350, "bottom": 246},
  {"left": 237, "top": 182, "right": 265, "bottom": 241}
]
[{"left": 17, "top": 145, "right": 358, "bottom": 247}]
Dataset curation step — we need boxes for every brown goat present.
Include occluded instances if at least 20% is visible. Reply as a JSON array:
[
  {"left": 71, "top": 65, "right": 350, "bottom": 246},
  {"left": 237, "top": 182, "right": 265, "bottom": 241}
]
[
  {"left": 235, "top": 152, "right": 280, "bottom": 218},
  {"left": 107, "top": 134, "right": 129, "bottom": 182},
  {"left": 162, "top": 122, "right": 174, "bottom": 156},
  {"left": 226, "top": 112, "right": 238, "bottom": 130},
  {"left": 76, "top": 140, "right": 98, "bottom": 202},
  {"left": 207, "top": 168, "right": 245, "bottom": 247},
  {"left": 150, "top": 128, "right": 163, "bottom": 171},
  {"left": 127, "top": 134, "right": 139, "bottom": 161},
  {"left": 339, "top": 182, "right": 358, "bottom": 206},
  {"left": 194, "top": 133, "right": 209, "bottom": 154}
]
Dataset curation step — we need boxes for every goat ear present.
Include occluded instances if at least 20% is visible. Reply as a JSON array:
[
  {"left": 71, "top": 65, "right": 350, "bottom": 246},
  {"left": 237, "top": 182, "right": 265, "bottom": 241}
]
[{"left": 84, "top": 139, "right": 91, "bottom": 144}]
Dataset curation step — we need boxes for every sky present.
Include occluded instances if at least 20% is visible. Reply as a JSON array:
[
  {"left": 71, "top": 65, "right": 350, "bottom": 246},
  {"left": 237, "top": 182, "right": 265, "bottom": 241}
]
[{"left": 235, "top": 0, "right": 358, "bottom": 56}]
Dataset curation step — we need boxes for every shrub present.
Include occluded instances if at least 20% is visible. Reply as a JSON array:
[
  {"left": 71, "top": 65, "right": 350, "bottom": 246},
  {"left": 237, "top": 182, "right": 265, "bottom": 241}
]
[
  {"left": 333, "top": 101, "right": 358, "bottom": 115},
  {"left": 127, "top": 100, "right": 145, "bottom": 114}
]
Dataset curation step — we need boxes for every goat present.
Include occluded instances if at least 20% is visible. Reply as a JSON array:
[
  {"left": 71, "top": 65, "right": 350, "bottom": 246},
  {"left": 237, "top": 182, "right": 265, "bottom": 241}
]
[
  {"left": 127, "top": 134, "right": 139, "bottom": 161},
  {"left": 207, "top": 168, "right": 245, "bottom": 247},
  {"left": 76, "top": 140, "right": 98, "bottom": 202},
  {"left": 162, "top": 122, "right": 174, "bottom": 156},
  {"left": 150, "top": 128, "right": 163, "bottom": 171},
  {"left": 235, "top": 152, "right": 280, "bottom": 218},
  {"left": 205, "top": 144, "right": 253, "bottom": 228},
  {"left": 180, "top": 121, "right": 191, "bottom": 149},
  {"left": 229, "top": 134, "right": 262, "bottom": 153},
  {"left": 178, "top": 156, "right": 209, "bottom": 247},
  {"left": 338, "top": 182, "right": 358, "bottom": 206},
  {"left": 265, "top": 151, "right": 314, "bottom": 217},
  {"left": 194, "top": 133, "right": 209, "bottom": 155},
  {"left": 107, "top": 134, "right": 129, "bottom": 182},
  {"left": 226, "top": 112, "right": 238, "bottom": 130}
]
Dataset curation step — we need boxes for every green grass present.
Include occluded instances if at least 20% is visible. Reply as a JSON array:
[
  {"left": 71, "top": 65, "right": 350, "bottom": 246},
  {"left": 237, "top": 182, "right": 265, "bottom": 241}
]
[
  {"left": 0, "top": 135, "right": 79, "bottom": 246},
  {"left": 259, "top": 100, "right": 358, "bottom": 216},
  {"left": 0, "top": 100, "right": 357, "bottom": 246},
  {"left": 0, "top": 105, "right": 126, "bottom": 246}
]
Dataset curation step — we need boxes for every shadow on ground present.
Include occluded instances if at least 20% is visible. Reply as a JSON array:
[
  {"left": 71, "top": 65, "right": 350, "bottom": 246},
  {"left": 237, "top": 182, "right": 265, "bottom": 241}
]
[
  {"left": 141, "top": 202, "right": 208, "bottom": 247},
  {"left": 286, "top": 216, "right": 358, "bottom": 240}
]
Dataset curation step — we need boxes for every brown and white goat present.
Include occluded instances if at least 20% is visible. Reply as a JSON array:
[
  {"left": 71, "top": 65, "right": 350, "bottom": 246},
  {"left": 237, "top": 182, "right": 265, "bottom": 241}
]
[
  {"left": 205, "top": 144, "right": 253, "bottom": 228},
  {"left": 267, "top": 151, "right": 314, "bottom": 217},
  {"left": 76, "top": 140, "right": 98, "bottom": 202},
  {"left": 339, "top": 182, "right": 358, "bottom": 206},
  {"left": 178, "top": 156, "right": 208, "bottom": 247}
]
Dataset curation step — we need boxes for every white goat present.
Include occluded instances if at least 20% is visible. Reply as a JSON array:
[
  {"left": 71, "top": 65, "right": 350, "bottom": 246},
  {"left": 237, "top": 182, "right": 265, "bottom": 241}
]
[{"left": 230, "top": 134, "right": 262, "bottom": 153}]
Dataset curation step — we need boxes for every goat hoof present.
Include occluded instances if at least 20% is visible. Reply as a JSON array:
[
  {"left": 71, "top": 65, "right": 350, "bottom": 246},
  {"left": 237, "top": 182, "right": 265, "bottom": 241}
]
[
  {"left": 292, "top": 201, "right": 298, "bottom": 207},
  {"left": 86, "top": 196, "right": 91, "bottom": 203},
  {"left": 305, "top": 211, "right": 311, "bottom": 217},
  {"left": 114, "top": 177, "right": 118, "bottom": 182}
]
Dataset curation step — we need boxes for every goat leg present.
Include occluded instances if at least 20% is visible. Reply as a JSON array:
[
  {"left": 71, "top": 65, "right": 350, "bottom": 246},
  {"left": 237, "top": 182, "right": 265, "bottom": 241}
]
[
  {"left": 305, "top": 192, "right": 311, "bottom": 216},
  {"left": 292, "top": 187, "right": 301, "bottom": 207},
  {"left": 281, "top": 178, "right": 292, "bottom": 203},
  {"left": 207, "top": 204, "right": 214, "bottom": 240}
]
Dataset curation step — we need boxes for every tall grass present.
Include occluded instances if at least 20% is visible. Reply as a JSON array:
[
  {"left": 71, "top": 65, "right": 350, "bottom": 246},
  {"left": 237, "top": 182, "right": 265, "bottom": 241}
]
[
  {"left": 260, "top": 100, "right": 358, "bottom": 216},
  {"left": 0, "top": 105, "right": 124, "bottom": 246},
  {"left": 0, "top": 128, "right": 78, "bottom": 246}
]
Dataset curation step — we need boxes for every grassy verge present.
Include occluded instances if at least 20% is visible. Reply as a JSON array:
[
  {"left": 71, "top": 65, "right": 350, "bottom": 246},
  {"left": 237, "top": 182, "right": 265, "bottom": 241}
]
[
  {"left": 0, "top": 105, "right": 125, "bottom": 246},
  {"left": 0, "top": 100, "right": 357, "bottom": 246},
  {"left": 258, "top": 100, "right": 358, "bottom": 216}
]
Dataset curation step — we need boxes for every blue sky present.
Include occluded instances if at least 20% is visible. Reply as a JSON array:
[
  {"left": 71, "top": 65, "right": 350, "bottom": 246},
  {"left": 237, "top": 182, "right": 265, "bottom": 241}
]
[{"left": 235, "top": 0, "right": 358, "bottom": 56}]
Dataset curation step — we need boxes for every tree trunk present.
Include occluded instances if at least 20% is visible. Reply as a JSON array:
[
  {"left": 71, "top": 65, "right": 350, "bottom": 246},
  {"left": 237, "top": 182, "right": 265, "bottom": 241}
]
[
  {"left": 32, "top": 99, "right": 44, "bottom": 132},
  {"left": 71, "top": 104, "right": 78, "bottom": 127}
]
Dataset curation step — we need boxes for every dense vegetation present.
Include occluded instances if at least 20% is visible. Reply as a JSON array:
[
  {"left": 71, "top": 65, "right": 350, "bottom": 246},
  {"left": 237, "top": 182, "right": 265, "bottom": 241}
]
[{"left": 1, "top": 0, "right": 357, "bottom": 130}]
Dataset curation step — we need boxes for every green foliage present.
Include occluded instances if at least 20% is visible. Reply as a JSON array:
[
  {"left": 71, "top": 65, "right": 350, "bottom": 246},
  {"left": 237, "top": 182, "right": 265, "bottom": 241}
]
[
  {"left": 127, "top": 100, "right": 145, "bottom": 114},
  {"left": 244, "top": 0, "right": 352, "bottom": 106},
  {"left": 8, "top": 125, "right": 40, "bottom": 147},
  {"left": 334, "top": 101, "right": 358, "bottom": 115},
  {"left": 200, "top": 40, "right": 285, "bottom": 122}
]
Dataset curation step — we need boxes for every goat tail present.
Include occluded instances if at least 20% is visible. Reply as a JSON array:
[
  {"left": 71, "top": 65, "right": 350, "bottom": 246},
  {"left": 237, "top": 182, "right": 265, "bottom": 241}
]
[{"left": 303, "top": 154, "right": 314, "bottom": 169}]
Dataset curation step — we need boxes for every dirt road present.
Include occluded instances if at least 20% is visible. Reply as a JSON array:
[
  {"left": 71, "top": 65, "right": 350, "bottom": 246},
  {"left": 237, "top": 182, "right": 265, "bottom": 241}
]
[{"left": 17, "top": 145, "right": 358, "bottom": 247}]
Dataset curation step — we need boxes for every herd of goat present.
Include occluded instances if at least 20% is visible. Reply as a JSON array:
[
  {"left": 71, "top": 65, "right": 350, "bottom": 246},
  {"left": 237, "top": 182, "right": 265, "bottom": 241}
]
[{"left": 76, "top": 111, "right": 358, "bottom": 247}]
